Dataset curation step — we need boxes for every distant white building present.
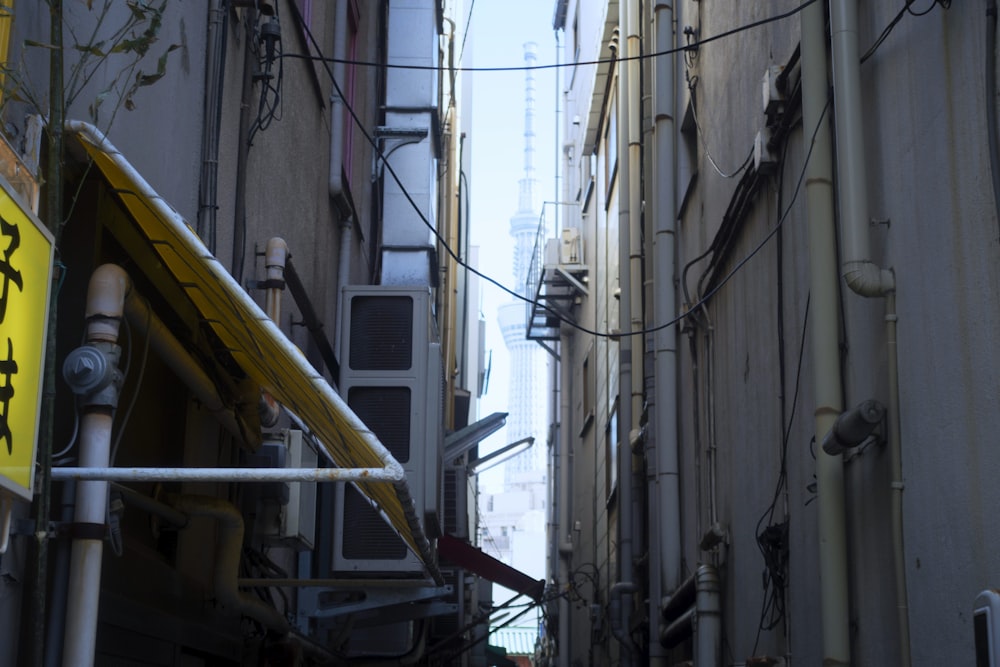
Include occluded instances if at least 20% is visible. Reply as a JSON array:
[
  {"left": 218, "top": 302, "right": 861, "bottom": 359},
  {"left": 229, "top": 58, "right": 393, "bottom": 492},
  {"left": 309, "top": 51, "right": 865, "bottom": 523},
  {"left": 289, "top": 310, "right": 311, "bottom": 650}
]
[{"left": 480, "top": 41, "right": 550, "bottom": 656}]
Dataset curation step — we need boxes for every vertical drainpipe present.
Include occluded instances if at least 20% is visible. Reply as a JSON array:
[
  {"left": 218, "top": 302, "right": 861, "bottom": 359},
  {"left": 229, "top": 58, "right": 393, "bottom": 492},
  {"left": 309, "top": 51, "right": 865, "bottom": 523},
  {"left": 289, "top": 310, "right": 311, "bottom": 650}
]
[
  {"left": 259, "top": 238, "right": 287, "bottom": 428},
  {"left": 197, "top": 0, "right": 227, "bottom": 253},
  {"left": 440, "top": 24, "right": 460, "bottom": 431},
  {"left": 557, "top": 335, "right": 572, "bottom": 667},
  {"left": 800, "top": 3, "right": 850, "bottom": 664},
  {"left": 625, "top": 2, "right": 646, "bottom": 643},
  {"left": 827, "top": 2, "right": 909, "bottom": 665},
  {"left": 651, "top": 2, "right": 679, "bottom": 666},
  {"left": 330, "top": 0, "right": 351, "bottom": 358},
  {"left": 615, "top": 0, "right": 640, "bottom": 662},
  {"left": 61, "top": 265, "right": 129, "bottom": 667}
]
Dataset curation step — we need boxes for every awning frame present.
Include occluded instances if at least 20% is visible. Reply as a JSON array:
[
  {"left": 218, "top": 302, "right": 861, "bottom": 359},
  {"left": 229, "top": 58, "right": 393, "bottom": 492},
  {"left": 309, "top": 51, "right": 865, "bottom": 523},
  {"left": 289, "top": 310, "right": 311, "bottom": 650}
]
[{"left": 64, "top": 121, "right": 440, "bottom": 583}]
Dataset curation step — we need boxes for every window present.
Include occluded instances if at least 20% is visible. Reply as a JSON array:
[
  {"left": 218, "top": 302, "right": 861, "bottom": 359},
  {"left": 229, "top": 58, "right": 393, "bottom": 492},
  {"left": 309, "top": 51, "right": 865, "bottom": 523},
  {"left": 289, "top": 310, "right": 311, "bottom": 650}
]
[
  {"left": 606, "top": 401, "right": 618, "bottom": 503},
  {"left": 603, "top": 90, "right": 618, "bottom": 203},
  {"left": 580, "top": 346, "right": 595, "bottom": 434}
]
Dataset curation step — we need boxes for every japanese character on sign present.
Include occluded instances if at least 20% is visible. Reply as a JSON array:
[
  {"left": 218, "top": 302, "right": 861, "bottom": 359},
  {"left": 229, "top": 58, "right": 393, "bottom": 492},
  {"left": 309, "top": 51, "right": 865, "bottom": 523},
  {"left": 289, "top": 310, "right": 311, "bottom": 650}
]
[{"left": 0, "top": 216, "right": 21, "bottom": 457}]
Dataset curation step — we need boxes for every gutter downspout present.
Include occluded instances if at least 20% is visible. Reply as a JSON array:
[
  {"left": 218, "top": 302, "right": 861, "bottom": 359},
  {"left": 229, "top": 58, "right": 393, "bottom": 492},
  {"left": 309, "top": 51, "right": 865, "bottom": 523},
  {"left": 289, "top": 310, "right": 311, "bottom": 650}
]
[
  {"left": 625, "top": 5, "right": 646, "bottom": 655},
  {"left": 440, "top": 31, "right": 460, "bottom": 431},
  {"left": 259, "top": 237, "right": 288, "bottom": 428},
  {"left": 330, "top": 0, "right": 352, "bottom": 361},
  {"left": 329, "top": 0, "right": 348, "bottom": 205},
  {"left": 616, "top": 1, "right": 637, "bottom": 662},
  {"left": 557, "top": 334, "right": 572, "bottom": 667},
  {"left": 800, "top": 3, "right": 850, "bottom": 664},
  {"left": 828, "top": 2, "right": 909, "bottom": 664},
  {"left": 694, "top": 565, "right": 721, "bottom": 667},
  {"left": 197, "top": 0, "right": 227, "bottom": 252},
  {"left": 61, "top": 265, "right": 129, "bottom": 667},
  {"left": 167, "top": 494, "right": 290, "bottom": 633},
  {"left": 651, "top": 2, "right": 680, "bottom": 666},
  {"left": 123, "top": 294, "right": 243, "bottom": 440},
  {"left": 231, "top": 4, "right": 257, "bottom": 285}
]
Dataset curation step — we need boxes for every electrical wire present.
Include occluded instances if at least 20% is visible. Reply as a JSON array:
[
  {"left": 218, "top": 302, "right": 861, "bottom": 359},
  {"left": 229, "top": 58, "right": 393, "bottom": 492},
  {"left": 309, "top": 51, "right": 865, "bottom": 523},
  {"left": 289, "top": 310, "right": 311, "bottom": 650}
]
[
  {"left": 247, "top": 6, "right": 284, "bottom": 146},
  {"left": 110, "top": 298, "right": 151, "bottom": 466},
  {"left": 295, "top": 0, "right": 919, "bottom": 349},
  {"left": 906, "top": 0, "right": 940, "bottom": 17},
  {"left": 986, "top": 0, "right": 1000, "bottom": 241},
  {"left": 298, "top": 14, "right": 827, "bottom": 343},
  {"left": 860, "top": 0, "right": 933, "bottom": 64},
  {"left": 751, "top": 293, "right": 810, "bottom": 656},
  {"left": 281, "top": 0, "right": 821, "bottom": 73},
  {"left": 686, "top": 72, "right": 754, "bottom": 179},
  {"left": 457, "top": 0, "right": 476, "bottom": 67}
]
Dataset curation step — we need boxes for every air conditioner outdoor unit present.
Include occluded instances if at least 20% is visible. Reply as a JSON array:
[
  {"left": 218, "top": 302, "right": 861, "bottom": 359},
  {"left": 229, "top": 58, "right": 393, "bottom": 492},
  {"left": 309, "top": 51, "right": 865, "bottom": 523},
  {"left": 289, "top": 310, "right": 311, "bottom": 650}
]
[
  {"left": 334, "top": 286, "right": 443, "bottom": 575},
  {"left": 560, "top": 227, "right": 583, "bottom": 264}
]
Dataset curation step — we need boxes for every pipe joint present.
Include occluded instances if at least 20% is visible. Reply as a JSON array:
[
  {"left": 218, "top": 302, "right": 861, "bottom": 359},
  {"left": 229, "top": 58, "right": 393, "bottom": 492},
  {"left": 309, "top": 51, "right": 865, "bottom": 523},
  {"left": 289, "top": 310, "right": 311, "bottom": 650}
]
[
  {"left": 84, "top": 264, "right": 131, "bottom": 341},
  {"left": 822, "top": 399, "right": 885, "bottom": 456},
  {"left": 609, "top": 581, "right": 639, "bottom": 656},
  {"left": 265, "top": 237, "right": 289, "bottom": 276},
  {"left": 63, "top": 343, "right": 124, "bottom": 408},
  {"left": 695, "top": 564, "right": 720, "bottom": 612},
  {"left": 843, "top": 260, "right": 894, "bottom": 297}
]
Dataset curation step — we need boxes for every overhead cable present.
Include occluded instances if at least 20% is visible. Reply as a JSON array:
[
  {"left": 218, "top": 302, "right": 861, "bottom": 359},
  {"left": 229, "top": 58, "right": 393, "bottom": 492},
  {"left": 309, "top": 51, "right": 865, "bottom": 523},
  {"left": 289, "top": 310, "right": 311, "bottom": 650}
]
[{"left": 282, "top": 0, "right": 821, "bottom": 73}]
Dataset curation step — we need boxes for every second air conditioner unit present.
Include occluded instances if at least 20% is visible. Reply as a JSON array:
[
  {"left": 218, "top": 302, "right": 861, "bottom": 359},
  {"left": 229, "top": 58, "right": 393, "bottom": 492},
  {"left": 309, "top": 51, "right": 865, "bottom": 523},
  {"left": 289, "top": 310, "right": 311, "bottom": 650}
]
[{"left": 333, "top": 286, "right": 443, "bottom": 575}]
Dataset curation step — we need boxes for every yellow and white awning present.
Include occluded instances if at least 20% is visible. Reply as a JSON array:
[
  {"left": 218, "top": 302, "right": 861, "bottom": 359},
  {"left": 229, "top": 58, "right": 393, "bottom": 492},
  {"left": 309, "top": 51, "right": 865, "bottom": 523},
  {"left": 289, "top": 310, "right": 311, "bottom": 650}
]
[{"left": 65, "top": 121, "right": 435, "bottom": 575}]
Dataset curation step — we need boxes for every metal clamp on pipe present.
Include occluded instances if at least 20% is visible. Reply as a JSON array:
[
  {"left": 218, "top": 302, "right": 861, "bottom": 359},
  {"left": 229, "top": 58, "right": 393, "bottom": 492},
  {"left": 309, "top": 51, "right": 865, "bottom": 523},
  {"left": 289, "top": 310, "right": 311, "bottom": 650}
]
[{"left": 821, "top": 399, "right": 885, "bottom": 456}]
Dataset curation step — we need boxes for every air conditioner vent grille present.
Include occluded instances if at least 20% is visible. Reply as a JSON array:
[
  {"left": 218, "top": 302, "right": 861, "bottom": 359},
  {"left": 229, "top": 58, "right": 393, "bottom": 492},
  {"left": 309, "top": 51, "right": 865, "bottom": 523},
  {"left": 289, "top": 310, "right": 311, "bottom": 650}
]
[
  {"left": 349, "top": 295, "right": 414, "bottom": 370},
  {"left": 347, "top": 386, "right": 412, "bottom": 463},
  {"left": 341, "top": 484, "right": 408, "bottom": 560},
  {"left": 443, "top": 468, "right": 459, "bottom": 535}
]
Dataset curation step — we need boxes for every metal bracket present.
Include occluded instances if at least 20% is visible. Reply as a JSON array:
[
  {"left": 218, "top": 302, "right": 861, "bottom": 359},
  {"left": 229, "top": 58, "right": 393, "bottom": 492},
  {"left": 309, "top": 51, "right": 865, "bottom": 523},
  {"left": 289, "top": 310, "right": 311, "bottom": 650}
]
[{"left": 307, "top": 585, "right": 453, "bottom": 620}]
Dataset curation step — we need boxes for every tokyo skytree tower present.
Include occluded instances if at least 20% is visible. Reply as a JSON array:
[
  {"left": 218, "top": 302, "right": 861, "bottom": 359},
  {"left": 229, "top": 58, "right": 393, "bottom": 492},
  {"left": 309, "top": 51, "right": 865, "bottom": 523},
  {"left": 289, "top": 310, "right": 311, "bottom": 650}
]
[{"left": 496, "top": 42, "right": 549, "bottom": 482}]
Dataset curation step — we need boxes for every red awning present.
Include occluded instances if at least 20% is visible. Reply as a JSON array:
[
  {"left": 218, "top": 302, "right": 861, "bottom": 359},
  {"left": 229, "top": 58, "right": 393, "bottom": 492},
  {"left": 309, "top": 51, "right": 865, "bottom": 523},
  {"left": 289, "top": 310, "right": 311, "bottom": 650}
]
[{"left": 438, "top": 534, "right": 545, "bottom": 602}]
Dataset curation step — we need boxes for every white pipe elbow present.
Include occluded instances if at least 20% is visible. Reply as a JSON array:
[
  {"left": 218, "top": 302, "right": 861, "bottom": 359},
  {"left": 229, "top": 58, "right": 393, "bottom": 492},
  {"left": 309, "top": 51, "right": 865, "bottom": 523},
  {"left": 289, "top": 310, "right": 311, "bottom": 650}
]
[
  {"left": 265, "top": 237, "right": 288, "bottom": 278},
  {"left": 85, "top": 264, "right": 131, "bottom": 342},
  {"left": 843, "top": 260, "right": 894, "bottom": 298}
]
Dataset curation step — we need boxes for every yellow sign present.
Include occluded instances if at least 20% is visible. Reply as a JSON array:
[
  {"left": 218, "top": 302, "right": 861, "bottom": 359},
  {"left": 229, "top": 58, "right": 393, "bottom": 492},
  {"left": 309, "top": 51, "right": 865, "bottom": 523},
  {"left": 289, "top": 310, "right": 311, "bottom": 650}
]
[{"left": 0, "top": 177, "right": 52, "bottom": 499}]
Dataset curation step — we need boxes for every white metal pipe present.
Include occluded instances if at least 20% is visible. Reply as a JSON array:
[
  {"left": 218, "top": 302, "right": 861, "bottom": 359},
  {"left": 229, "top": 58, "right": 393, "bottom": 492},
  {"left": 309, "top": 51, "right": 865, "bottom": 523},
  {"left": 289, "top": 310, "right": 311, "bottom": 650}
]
[
  {"left": 652, "top": 2, "right": 680, "bottom": 665},
  {"left": 694, "top": 564, "right": 721, "bottom": 667},
  {"left": 624, "top": 12, "right": 646, "bottom": 664},
  {"left": 63, "top": 264, "right": 129, "bottom": 667},
  {"left": 336, "top": 216, "right": 352, "bottom": 357},
  {"left": 82, "top": 264, "right": 128, "bottom": 342},
  {"left": 259, "top": 238, "right": 288, "bottom": 428},
  {"left": 886, "top": 292, "right": 911, "bottom": 667},
  {"left": 329, "top": 0, "right": 348, "bottom": 201},
  {"left": 557, "top": 334, "right": 572, "bottom": 667},
  {"left": 51, "top": 466, "right": 403, "bottom": 483},
  {"left": 62, "top": 413, "right": 113, "bottom": 667},
  {"left": 167, "top": 494, "right": 289, "bottom": 633},
  {"left": 264, "top": 237, "right": 288, "bottom": 324},
  {"left": 829, "top": 1, "right": 909, "bottom": 663},
  {"left": 123, "top": 293, "right": 242, "bottom": 439},
  {"left": 829, "top": 0, "right": 893, "bottom": 297},
  {"left": 800, "top": 3, "right": 851, "bottom": 665},
  {"left": 616, "top": 0, "right": 637, "bottom": 661}
]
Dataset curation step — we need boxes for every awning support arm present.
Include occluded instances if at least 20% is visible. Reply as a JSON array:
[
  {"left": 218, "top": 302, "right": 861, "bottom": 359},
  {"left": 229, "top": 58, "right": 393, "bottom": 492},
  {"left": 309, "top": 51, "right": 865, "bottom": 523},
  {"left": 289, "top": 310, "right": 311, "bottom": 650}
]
[{"left": 50, "top": 466, "right": 404, "bottom": 483}]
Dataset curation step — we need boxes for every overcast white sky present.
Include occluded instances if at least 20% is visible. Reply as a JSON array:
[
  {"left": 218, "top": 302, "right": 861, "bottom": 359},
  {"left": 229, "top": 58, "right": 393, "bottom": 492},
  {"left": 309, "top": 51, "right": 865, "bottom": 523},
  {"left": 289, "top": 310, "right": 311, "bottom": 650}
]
[{"left": 465, "top": 0, "right": 560, "bottom": 493}]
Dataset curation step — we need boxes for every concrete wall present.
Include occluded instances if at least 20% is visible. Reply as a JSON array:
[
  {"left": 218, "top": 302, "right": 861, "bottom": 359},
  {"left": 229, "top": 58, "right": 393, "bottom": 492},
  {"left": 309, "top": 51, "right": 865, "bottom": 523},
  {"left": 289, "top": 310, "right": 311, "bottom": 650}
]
[
  {"left": 0, "top": 1, "right": 388, "bottom": 662},
  {"left": 552, "top": 0, "right": 1000, "bottom": 665}
]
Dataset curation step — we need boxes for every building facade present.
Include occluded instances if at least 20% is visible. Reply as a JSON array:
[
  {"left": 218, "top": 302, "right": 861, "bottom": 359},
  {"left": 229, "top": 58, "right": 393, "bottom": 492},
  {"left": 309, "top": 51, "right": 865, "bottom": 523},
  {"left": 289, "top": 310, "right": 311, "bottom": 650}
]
[
  {"left": 540, "top": 0, "right": 1000, "bottom": 665},
  {"left": 0, "top": 1, "right": 532, "bottom": 665}
]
